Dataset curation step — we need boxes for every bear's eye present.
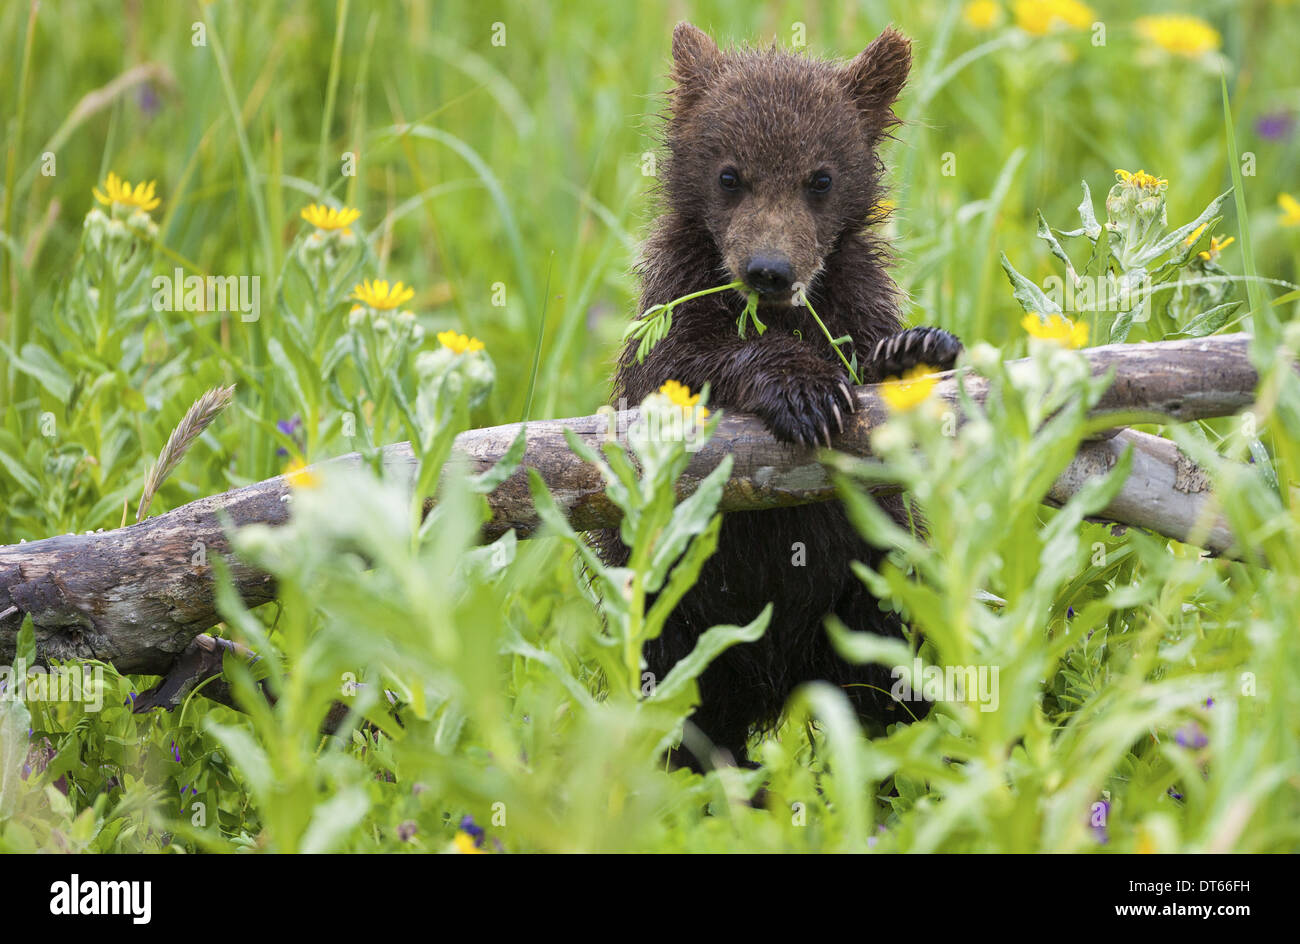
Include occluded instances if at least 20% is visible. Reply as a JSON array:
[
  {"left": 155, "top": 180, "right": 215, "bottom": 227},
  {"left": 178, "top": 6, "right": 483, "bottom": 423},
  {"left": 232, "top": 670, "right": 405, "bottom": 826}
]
[
  {"left": 809, "top": 171, "right": 833, "bottom": 194},
  {"left": 719, "top": 169, "right": 741, "bottom": 191}
]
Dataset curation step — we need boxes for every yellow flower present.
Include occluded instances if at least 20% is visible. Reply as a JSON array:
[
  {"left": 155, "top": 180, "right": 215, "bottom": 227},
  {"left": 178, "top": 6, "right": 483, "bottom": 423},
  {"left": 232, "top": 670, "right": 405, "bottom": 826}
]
[
  {"left": 1183, "top": 223, "right": 1207, "bottom": 247},
  {"left": 1013, "top": 0, "right": 1094, "bottom": 36},
  {"left": 301, "top": 203, "right": 361, "bottom": 235},
  {"left": 1198, "top": 234, "right": 1235, "bottom": 262},
  {"left": 1023, "top": 313, "right": 1088, "bottom": 348},
  {"left": 1114, "top": 168, "right": 1168, "bottom": 192},
  {"left": 659, "top": 379, "right": 710, "bottom": 419},
  {"left": 1136, "top": 14, "right": 1221, "bottom": 58},
  {"left": 963, "top": 0, "right": 1002, "bottom": 30},
  {"left": 452, "top": 831, "right": 485, "bottom": 854},
  {"left": 92, "top": 172, "right": 162, "bottom": 213},
  {"left": 1280, "top": 193, "right": 1300, "bottom": 227},
  {"left": 437, "top": 329, "right": 486, "bottom": 354},
  {"left": 352, "top": 278, "right": 415, "bottom": 310},
  {"left": 284, "top": 456, "right": 318, "bottom": 489},
  {"left": 880, "top": 364, "right": 939, "bottom": 413}
]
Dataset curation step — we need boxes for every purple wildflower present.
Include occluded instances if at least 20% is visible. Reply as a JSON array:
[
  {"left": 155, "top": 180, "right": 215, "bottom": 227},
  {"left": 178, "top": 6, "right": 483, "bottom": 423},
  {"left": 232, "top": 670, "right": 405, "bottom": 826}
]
[
  {"left": 276, "top": 415, "right": 303, "bottom": 457},
  {"left": 137, "top": 82, "right": 161, "bottom": 119},
  {"left": 459, "top": 814, "right": 485, "bottom": 847},
  {"left": 1175, "top": 721, "right": 1208, "bottom": 749},
  {"left": 1256, "top": 110, "right": 1294, "bottom": 141}
]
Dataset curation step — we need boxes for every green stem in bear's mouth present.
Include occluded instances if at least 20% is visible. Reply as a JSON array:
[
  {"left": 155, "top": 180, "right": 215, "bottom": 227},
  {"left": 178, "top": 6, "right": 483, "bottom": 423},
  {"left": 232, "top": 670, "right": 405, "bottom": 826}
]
[
  {"left": 624, "top": 280, "right": 755, "bottom": 363},
  {"left": 801, "top": 293, "right": 862, "bottom": 385},
  {"left": 625, "top": 281, "right": 859, "bottom": 386}
]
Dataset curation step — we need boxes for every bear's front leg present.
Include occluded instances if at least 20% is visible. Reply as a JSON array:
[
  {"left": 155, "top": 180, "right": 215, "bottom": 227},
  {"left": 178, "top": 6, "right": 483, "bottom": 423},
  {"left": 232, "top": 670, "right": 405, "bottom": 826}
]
[{"left": 657, "top": 331, "right": 858, "bottom": 449}]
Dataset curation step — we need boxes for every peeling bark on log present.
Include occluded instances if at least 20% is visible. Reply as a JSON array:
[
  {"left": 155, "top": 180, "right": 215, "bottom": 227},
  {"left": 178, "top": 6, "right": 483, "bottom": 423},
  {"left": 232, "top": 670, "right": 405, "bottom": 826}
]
[{"left": 0, "top": 333, "right": 1264, "bottom": 676}]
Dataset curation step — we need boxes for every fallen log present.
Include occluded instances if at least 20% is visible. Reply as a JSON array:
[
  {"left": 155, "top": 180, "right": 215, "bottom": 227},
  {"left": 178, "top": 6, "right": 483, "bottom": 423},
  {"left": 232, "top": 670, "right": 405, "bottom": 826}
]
[{"left": 0, "top": 333, "right": 1262, "bottom": 677}]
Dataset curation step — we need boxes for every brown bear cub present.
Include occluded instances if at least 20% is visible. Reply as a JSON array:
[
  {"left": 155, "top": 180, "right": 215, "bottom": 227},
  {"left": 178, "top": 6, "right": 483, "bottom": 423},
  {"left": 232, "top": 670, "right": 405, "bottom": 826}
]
[{"left": 602, "top": 23, "right": 962, "bottom": 769}]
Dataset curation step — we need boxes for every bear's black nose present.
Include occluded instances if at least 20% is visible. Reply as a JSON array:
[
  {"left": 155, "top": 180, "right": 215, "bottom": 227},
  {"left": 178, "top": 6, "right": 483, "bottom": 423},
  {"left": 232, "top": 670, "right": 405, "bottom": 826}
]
[{"left": 744, "top": 253, "right": 794, "bottom": 294}]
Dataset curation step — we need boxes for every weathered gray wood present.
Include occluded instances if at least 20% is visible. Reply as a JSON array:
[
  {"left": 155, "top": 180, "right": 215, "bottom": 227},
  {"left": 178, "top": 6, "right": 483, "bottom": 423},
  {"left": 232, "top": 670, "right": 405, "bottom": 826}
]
[{"left": 0, "top": 333, "right": 1262, "bottom": 675}]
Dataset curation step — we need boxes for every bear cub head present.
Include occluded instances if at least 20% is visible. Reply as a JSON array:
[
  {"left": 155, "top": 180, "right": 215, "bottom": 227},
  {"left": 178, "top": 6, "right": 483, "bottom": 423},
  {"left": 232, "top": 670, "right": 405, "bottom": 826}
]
[{"left": 663, "top": 22, "right": 911, "bottom": 306}]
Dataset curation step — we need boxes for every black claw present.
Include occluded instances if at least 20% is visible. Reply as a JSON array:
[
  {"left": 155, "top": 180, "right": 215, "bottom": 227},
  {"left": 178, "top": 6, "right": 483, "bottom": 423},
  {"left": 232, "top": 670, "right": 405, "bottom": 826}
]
[{"left": 873, "top": 326, "right": 964, "bottom": 378}]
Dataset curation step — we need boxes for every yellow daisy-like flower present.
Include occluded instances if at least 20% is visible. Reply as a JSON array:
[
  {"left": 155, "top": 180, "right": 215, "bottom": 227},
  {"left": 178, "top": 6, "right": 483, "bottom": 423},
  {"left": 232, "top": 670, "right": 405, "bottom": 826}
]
[
  {"left": 1114, "top": 168, "right": 1168, "bottom": 192},
  {"left": 1183, "top": 223, "right": 1207, "bottom": 247},
  {"left": 659, "top": 379, "right": 710, "bottom": 419},
  {"left": 880, "top": 364, "right": 939, "bottom": 413},
  {"left": 1023, "top": 313, "right": 1089, "bottom": 349},
  {"left": 1198, "top": 234, "right": 1235, "bottom": 262},
  {"left": 352, "top": 279, "right": 415, "bottom": 310},
  {"left": 284, "top": 456, "right": 318, "bottom": 489},
  {"left": 301, "top": 203, "right": 361, "bottom": 235},
  {"left": 963, "top": 0, "right": 1002, "bottom": 31},
  {"left": 437, "top": 329, "right": 486, "bottom": 354},
  {"left": 1279, "top": 193, "right": 1300, "bottom": 227},
  {"left": 1135, "top": 14, "right": 1221, "bottom": 59},
  {"left": 92, "top": 172, "right": 162, "bottom": 213},
  {"left": 452, "top": 831, "right": 485, "bottom": 854},
  {"left": 1013, "top": 0, "right": 1094, "bottom": 36}
]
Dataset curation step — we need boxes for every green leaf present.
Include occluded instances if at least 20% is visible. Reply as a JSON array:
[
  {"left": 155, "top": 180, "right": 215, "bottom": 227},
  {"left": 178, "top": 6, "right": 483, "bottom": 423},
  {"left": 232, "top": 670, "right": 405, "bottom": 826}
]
[
  {"left": 1077, "top": 180, "right": 1102, "bottom": 241},
  {"left": 266, "top": 337, "right": 310, "bottom": 417},
  {"left": 645, "top": 512, "right": 722, "bottom": 639},
  {"left": 300, "top": 786, "right": 370, "bottom": 853},
  {"left": 645, "top": 454, "right": 733, "bottom": 590},
  {"left": 1170, "top": 301, "right": 1242, "bottom": 339},
  {"left": 651, "top": 604, "right": 771, "bottom": 708},
  {"left": 1134, "top": 189, "right": 1230, "bottom": 266},
  {"left": 526, "top": 467, "right": 605, "bottom": 576},
  {"left": 469, "top": 426, "right": 528, "bottom": 494},
  {"left": 15, "top": 615, "right": 36, "bottom": 666},
  {"left": 1000, "top": 252, "right": 1062, "bottom": 315},
  {"left": 1, "top": 342, "right": 73, "bottom": 402},
  {"left": 0, "top": 444, "right": 40, "bottom": 495},
  {"left": 1081, "top": 225, "right": 1112, "bottom": 279},
  {"left": 1036, "top": 210, "right": 1079, "bottom": 285},
  {"left": 827, "top": 614, "right": 913, "bottom": 668},
  {"left": 0, "top": 697, "right": 32, "bottom": 818},
  {"left": 203, "top": 721, "right": 273, "bottom": 802}
]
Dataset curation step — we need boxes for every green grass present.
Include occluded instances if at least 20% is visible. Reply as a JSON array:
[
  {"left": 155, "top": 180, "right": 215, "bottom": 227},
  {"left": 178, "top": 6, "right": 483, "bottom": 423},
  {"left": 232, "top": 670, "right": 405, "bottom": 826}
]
[{"left": 1, "top": 0, "right": 1299, "bottom": 852}]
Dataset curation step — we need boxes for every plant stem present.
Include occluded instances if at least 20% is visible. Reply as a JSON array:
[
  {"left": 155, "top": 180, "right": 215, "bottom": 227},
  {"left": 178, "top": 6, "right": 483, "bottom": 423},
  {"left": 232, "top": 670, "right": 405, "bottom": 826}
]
[{"left": 802, "top": 294, "right": 862, "bottom": 384}]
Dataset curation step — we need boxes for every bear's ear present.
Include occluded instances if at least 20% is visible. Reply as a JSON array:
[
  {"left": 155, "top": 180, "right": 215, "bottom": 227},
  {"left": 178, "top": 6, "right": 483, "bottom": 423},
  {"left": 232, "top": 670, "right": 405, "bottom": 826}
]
[
  {"left": 671, "top": 21, "right": 720, "bottom": 89},
  {"left": 842, "top": 27, "right": 911, "bottom": 136}
]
